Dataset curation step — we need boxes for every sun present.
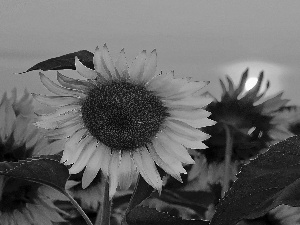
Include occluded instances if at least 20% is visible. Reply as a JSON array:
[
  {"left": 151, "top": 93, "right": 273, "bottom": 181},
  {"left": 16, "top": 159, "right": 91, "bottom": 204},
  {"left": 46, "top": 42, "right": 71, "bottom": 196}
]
[{"left": 245, "top": 77, "right": 258, "bottom": 91}]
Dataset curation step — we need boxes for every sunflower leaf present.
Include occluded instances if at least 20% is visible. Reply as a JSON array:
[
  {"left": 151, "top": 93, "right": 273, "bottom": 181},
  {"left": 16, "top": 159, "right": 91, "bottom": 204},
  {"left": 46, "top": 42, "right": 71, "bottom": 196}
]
[
  {"left": 210, "top": 135, "right": 300, "bottom": 225},
  {"left": 126, "top": 206, "right": 209, "bottom": 225},
  {"left": 19, "top": 50, "right": 94, "bottom": 73},
  {"left": 0, "top": 154, "right": 69, "bottom": 194}
]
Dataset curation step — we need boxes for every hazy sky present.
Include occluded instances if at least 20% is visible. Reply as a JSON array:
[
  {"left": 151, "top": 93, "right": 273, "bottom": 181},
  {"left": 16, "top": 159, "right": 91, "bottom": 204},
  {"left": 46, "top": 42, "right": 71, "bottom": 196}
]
[{"left": 1, "top": 0, "right": 300, "bottom": 109}]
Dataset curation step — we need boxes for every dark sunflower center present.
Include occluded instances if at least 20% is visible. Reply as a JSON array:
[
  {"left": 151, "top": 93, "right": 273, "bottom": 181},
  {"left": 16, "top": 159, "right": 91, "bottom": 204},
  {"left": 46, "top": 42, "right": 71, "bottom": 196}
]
[
  {"left": 0, "top": 177, "right": 40, "bottom": 212},
  {"left": 81, "top": 81, "right": 169, "bottom": 151}
]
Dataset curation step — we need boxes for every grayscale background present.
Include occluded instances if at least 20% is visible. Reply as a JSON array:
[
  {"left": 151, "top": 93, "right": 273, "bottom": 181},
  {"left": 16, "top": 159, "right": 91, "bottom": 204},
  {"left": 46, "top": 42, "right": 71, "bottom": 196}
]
[{"left": 1, "top": 1, "right": 299, "bottom": 110}]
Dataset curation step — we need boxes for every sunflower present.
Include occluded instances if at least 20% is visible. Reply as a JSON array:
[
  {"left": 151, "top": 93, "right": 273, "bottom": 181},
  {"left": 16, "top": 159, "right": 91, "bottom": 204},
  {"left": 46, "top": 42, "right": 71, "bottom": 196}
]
[
  {"left": 0, "top": 89, "right": 66, "bottom": 225},
  {"left": 268, "top": 205, "right": 300, "bottom": 225},
  {"left": 33, "top": 44, "right": 214, "bottom": 198},
  {"left": 201, "top": 69, "right": 291, "bottom": 163},
  {"left": 276, "top": 106, "right": 300, "bottom": 136}
]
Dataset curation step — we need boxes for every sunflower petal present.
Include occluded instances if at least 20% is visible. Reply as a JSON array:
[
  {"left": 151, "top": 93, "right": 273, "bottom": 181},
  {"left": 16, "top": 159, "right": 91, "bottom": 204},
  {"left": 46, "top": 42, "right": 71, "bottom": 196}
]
[
  {"left": 75, "top": 57, "right": 97, "bottom": 79},
  {"left": 102, "top": 44, "right": 117, "bottom": 79},
  {"left": 65, "top": 135, "right": 94, "bottom": 165},
  {"left": 129, "top": 50, "right": 147, "bottom": 82},
  {"left": 82, "top": 149, "right": 103, "bottom": 188},
  {"left": 133, "top": 148, "right": 162, "bottom": 191},
  {"left": 31, "top": 94, "right": 80, "bottom": 106},
  {"left": 141, "top": 49, "right": 157, "bottom": 83},
  {"left": 164, "top": 96, "right": 212, "bottom": 109},
  {"left": 118, "top": 152, "right": 136, "bottom": 190},
  {"left": 57, "top": 71, "right": 93, "bottom": 92},
  {"left": 157, "top": 131, "right": 195, "bottom": 164},
  {"left": 39, "top": 72, "right": 85, "bottom": 97},
  {"left": 166, "top": 119, "right": 209, "bottom": 141},
  {"left": 93, "top": 46, "right": 111, "bottom": 80},
  {"left": 164, "top": 126, "right": 208, "bottom": 149},
  {"left": 61, "top": 129, "right": 86, "bottom": 165},
  {"left": 115, "top": 49, "right": 129, "bottom": 81},
  {"left": 147, "top": 140, "right": 184, "bottom": 182},
  {"left": 69, "top": 140, "right": 98, "bottom": 174},
  {"left": 109, "top": 150, "right": 121, "bottom": 198}
]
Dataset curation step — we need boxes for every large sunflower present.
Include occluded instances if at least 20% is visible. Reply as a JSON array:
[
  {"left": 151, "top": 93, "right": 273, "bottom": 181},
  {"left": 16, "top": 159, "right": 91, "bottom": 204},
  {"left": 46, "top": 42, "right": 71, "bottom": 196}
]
[
  {"left": 34, "top": 44, "right": 214, "bottom": 198},
  {"left": 0, "top": 89, "right": 66, "bottom": 225}
]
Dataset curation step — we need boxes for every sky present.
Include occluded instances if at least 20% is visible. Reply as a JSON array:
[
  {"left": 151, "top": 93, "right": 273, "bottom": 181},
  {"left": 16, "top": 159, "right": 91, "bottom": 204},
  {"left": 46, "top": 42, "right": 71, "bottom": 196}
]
[{"left": 1, "top": 0, "right": 300, "bottom": 110}]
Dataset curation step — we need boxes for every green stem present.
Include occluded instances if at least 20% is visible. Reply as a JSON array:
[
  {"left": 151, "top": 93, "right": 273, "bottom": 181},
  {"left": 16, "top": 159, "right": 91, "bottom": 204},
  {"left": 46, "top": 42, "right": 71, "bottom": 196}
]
[
  {"left": 63, "top": 191, "right": 93, "bottom": 225},
  {"left": 222, "top": 123, "right": 234, "bottom": 198},
  {"left": 95, "top": 175, "right": 111, "bottom": 225}
]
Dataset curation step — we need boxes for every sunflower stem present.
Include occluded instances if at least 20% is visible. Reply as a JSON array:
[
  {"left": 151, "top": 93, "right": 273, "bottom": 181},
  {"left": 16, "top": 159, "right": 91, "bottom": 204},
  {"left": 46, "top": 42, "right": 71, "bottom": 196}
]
[
  {"left": 64, "top": 190, "right": 93, "bottom": 225},
  {"left": 222, "top": 123, "right": 234, "bottom": 198},
  {"left": 95, "top": 175, "right": 111, "bottom": 225}
]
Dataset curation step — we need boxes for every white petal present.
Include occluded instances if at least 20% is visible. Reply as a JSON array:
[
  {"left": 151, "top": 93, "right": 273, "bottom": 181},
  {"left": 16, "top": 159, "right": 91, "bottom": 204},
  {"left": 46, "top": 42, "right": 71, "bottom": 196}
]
[
  {"left": 31, "top": 94, "right": 80, "bottom": 106},
  {"left": 118, "top": 152, "right": 135, "bottom": 190},
  {"left": 69, "top": 140, "right": 97, "bottom": 174},
  {"left": 168, "top": 117, "right": 215, "bottom": 129},
  {"left": 57, "top": 71, "right": 93, "bottom": 92},
  {"left": 170, "top": 108, "right": 211, "bottom": 121},
  {"left": 82, "top": 146, "right": 111, "bottom": 188},
  {"left": 140, "top": 148, "right": 163, "bottom": 191},
  {"left": 133, "top": 148, "right": 162, "bottom": 191},
  {"left": 37, "top": 104, "right": 81, "bottom": 122},
  {"left": 65, "top": 134, "right": 94, "bottom": 165},
  {"left": 165, "top": 119, "right": 209, "bottom": 141},
  {"left": 93, "top": 46, "right": 111, "bottom": 80},
  {"left": 157, "top": 131, "right": 194, "bottom": 164},
  {"left": 167, "top": 80, "right": 209, "bottom": 100},
  {"left": 153, "top": 139, "right": 186, "bottom": 174},
  {"left": 147, "top": 141, "right": 183, "bottom": 182},
  {"left": 46, "top": 120, "right": 83, "bottom": 139},
  {"left": 61, "top": 129, "right": 87, "bottom": 165},
  {"left": 146, "top": 71, "right": 175, "bottom": 93},
  {"left": 101, "top": 44, "right": 117, "bottom": 79},
  {"left": 75, "top": 57, "right": 98, "bottom": 79},
  {"left": 115, "top": 49, "right": 129, "bottom": 80},
  {"left": 98, "top": 145, "right": 112, "bottom": 177},
  {"left": 163, "top": 96, "right": 212, "bottom": 110},
  {"left": 164, "top": 127, "right": 208, "bottom": 149},
  {"left": 109, "top": 150, "right": 121, "bottom": 199},
  {"left": 35, "top": 112, "right": 80, "bottom": 129},
  {"left": 141, "top": 49, "right": 157, "bottom": 83},
  {"left": 129, "top": 50, "right": 147, "bottom": 82},
  {"left": 39, "top": 72, "right": 85, "bottom": 98}
]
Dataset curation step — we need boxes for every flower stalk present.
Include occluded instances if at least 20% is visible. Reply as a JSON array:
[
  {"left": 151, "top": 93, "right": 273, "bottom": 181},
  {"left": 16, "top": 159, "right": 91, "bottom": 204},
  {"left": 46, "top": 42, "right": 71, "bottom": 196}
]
[
  {"left": 95, "top": 174, "right": 111, "bottom": 225},
  {"left": 222, "top": 123, "right": 234, "bottom": 197}
]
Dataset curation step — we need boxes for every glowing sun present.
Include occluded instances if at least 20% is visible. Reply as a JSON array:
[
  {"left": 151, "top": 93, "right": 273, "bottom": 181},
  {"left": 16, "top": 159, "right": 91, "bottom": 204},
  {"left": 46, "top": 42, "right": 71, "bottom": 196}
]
[{"left": 245, "top": 77, "right": 258, "bottom": 91}]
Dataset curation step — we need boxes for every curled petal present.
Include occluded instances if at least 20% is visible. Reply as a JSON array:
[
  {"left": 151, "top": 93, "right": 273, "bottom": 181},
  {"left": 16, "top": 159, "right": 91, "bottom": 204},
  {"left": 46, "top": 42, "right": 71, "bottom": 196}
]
[
  {"left": 57, "top": 71, "right": 94, "bottom": 92},
  {"left": 39, "top": 73, "right": 85, "bottom": 98},
  {"left": 75, "top": 57, "right": 98, "bottom": 79},
  {"left": 32, "top": 94, "right": 80, "bottom": 107}
]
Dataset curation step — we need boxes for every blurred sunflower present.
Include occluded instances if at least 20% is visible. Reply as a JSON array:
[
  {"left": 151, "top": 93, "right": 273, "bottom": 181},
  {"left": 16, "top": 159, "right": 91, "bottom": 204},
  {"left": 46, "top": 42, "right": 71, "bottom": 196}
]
[
  {"left": 268, "top": 205, "right": 300, "bottom": 225},
  {"left": 201, "top": 69, "right": 291, "bottom": 163},
  {"left": 33, "top": 44, "right": 214, "bottom": 198},
  {"left": 276, "top": 106, "right": 300, "bottom": 136},
  {"left": 0, "top": 89, "right": 66, "bottom": 225}
]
